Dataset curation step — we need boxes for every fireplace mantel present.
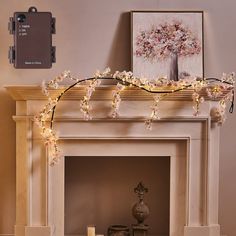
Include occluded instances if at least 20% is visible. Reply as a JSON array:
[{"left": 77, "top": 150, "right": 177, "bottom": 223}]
[
  {"left": 5, "top": 85, "right": 228, "bottom": 101},
  {"left": 6, "top": 85, "right": 222, "bottom": 236}
]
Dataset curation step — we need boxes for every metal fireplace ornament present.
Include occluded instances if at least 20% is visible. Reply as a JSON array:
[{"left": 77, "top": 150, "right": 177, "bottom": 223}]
[{"left": 132, "top": 182, "right": 149, "bottom": 236}]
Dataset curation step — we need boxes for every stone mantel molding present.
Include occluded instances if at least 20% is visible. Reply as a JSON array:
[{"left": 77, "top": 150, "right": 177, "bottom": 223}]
[
  {"left": 5, "top": 85, "right": 228, "bottom": 101},
  {"left": 6, "top": 85, "right": 223, "bottom": 236}
]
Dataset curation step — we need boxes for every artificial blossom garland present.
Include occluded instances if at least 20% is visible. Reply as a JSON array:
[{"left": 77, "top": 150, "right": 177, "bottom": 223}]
[
  {"left": 111, "top": 83, "right": 125, "bottom": 118},
  {"left": 145, "top": 95, "right": 162, "bottom": 130},
  {"left": 80, "top": 79, "right": 101, "bottom": 120},
  {"left": 34, "top": 68, "right": 235, "bottom": 166}
]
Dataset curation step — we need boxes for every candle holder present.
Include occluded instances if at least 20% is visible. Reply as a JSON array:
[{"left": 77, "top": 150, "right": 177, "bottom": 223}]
[{"left": 108, "top": 225, "right": 130, "bottom": 236}]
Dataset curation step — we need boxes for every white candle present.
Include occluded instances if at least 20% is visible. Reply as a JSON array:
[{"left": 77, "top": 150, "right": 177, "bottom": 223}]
[{"left": 87, "top": 226, "right": 96, "bottom": 236}]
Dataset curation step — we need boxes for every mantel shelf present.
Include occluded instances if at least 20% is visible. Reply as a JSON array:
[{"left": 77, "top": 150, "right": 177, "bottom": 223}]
[{"left": 5, "top": 85, "right": 228, "bottom": 101}]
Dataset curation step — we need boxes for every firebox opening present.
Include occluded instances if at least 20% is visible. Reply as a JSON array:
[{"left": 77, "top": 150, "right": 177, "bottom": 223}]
[{"left": 65, "top": 156, "right": 170, "bottom": 236}]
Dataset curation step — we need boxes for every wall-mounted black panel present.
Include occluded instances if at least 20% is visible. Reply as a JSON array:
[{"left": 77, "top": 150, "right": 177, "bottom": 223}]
[{"left": 8, "top": 7, "right": 56, "bottom": 69}]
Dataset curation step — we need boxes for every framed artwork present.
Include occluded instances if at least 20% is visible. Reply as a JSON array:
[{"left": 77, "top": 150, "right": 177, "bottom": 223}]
[{"left": 131, "top": 11, "right": 204, "bottom": 80}]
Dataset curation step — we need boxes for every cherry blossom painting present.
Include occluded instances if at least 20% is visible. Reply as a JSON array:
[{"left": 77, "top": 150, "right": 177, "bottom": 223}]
[{"left": 131, "top": 11, "right": 204, "bottom": 80}]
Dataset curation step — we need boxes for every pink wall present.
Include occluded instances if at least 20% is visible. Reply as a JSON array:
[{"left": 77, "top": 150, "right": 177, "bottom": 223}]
[{"left": 0, "top": 0, "right": 235, "bottom": 235}]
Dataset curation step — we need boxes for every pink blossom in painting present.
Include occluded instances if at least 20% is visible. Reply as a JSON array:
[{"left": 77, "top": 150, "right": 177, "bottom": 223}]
[{"left": 135, "top": 20, "right": 201, "bottom": 62}]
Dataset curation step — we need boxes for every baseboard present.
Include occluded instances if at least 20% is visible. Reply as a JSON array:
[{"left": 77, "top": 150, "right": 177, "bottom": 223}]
[
  {"left": 64, "top": 235, "right": 168, "bottom": 236},
  {"left": 64, "top": 234, "right": 168, "bottom": 236},
  {"left": 0, "top": 234, "right": 15, "bottom": 236},
  {"left": 0, "top": 233, "right": 227, "bottom": 236}
]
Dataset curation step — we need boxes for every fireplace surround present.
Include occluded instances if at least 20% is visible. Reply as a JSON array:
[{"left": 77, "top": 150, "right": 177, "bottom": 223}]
[{"left": 6, "top": 85, "right": 222, "bottom": 236}]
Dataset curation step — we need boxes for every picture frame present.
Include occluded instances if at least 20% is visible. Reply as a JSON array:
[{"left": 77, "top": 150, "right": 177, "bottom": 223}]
[{"left": 131, "top": 11, "right": 204, "bottom": 80}]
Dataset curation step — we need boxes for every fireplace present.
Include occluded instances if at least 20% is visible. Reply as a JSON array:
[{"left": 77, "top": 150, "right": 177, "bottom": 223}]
[{"left": 6, "top": 85, "right": 222, "bottom": 236}]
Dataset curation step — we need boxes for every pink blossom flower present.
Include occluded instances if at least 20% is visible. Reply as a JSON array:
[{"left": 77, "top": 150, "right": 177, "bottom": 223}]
[{"left": 135, "top": 20, "right": 201, "bottom": 62}]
